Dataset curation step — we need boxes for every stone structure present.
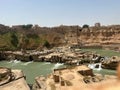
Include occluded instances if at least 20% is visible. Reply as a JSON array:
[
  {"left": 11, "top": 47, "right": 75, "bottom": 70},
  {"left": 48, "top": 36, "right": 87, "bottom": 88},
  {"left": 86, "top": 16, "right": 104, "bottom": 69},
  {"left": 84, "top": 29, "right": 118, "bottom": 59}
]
[
  {"left": 102, "top": 56, "right": 120, "bottom": 70},
  {"left": 0, "top": 68, "right": 30, "bottom": 90},
  {"left": 0, "top": 67, "right": 12, "bottom": 85},
  {"left": 78, "top": 69, "right": 94, "bottom": 76},
  {"left": 95, "top": 22, "right": 101, "bottom": 27},
  {"left": 33, "top": 65, "right": 110, "bottom": 90}
]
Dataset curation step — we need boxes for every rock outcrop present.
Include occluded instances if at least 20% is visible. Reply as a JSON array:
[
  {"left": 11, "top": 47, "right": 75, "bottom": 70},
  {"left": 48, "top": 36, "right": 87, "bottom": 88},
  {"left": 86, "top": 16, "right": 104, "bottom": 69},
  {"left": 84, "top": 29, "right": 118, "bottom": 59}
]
[
  {"left": 102, "top": 56, "right": 120, "bottom": 70},
  {"left": 0, "top": 24, "right": 120, "bottom": 50},
  {"left": 0, "top": 67, "right": 30, "bottom": 90}
]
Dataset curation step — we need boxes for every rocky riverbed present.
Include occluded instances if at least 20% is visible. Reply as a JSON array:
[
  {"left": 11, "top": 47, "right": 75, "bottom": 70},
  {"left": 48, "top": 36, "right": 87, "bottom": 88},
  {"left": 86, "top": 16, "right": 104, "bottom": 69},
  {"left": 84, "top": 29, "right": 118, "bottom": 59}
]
[
  {"left": 0, "top": 64, "right": 117, "bottom": 90},
  {"left": 0, "top": 46, "right": 120, "bottom": 89},
  {"left": 0, "top": 47, "right": 104, "bottom": 64},
  {"left": 1, "top": 46, "right": 120, "bottom": 70}
]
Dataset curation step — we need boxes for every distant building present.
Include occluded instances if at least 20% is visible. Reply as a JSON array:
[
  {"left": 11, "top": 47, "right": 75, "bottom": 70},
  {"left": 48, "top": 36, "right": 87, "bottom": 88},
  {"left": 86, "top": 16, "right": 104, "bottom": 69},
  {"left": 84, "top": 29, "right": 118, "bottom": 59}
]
[{"left": 95, "top": 23, "right": 101, "bottom": 27}]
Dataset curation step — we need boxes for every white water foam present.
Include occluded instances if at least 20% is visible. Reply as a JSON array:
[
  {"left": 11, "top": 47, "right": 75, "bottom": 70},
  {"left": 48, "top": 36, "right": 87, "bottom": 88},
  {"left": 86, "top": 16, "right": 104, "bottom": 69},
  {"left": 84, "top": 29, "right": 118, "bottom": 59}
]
[
  {"left": 44, "top": 62, "right": 51, "bottom": 64},
  {"left": 77, "top": 62, "right": 79, "bottom": 65},
  {"left": 22, "top": 61, "right": 33, "bottom": 66},
  {"left": 13, "top": 60, "right": 21, "bottom": 64},
  {"left": 10, "top": 60, "right": 21, "bottom": 66},
  {"left": 52, "top": 63, "right": 64, "bottom": 70},
  {"left": 8, "top": 60, "right": 13, "bottom": 63},
  {"left": 88, "top": 63, "right": 102, "bottom": 71},
  {"left": 8, "top": 60, "right": 21, "bottom": 64}
]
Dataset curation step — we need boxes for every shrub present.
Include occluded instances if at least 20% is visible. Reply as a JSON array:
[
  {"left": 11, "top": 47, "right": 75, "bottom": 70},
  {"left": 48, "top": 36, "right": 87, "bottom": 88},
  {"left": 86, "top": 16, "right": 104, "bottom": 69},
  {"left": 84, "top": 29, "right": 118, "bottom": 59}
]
[
  {"left": 43, "top": 40, "right": 50, "bottom": 48},
  {"left": 11, "top": 33, "right": 19, "bottom": 47}
]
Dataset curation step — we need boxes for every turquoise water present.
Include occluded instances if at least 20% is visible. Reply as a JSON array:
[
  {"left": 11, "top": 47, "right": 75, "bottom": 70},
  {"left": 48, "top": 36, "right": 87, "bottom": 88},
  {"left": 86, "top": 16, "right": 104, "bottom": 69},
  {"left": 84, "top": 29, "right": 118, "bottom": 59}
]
[
  {"left": 0, "top": 61, "right": 116, "bottom": 84},
  {"left": 93, "top": 69, "right": 116, "bottom": 75},
  {"left": 88, "top": 63, "right": 116, "bottom": 75},
  {"left": 0, "top": 61, "right": 65, "bottom": 84},
  {"left": 81, "top": 48, "right": 120, "bottom": 57}
]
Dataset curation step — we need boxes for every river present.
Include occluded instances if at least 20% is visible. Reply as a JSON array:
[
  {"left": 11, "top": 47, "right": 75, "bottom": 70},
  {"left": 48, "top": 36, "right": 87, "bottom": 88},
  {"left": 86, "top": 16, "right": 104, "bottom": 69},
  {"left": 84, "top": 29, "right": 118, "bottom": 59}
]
[
  {"left": 0, "top": 61, "right": 116, "bottom": 84},
  {"left": 0, "top": 61, "right": 65, "bottom": 84},
  {"left": 88, "top": 63, "right": 116, "bottom": 75}
]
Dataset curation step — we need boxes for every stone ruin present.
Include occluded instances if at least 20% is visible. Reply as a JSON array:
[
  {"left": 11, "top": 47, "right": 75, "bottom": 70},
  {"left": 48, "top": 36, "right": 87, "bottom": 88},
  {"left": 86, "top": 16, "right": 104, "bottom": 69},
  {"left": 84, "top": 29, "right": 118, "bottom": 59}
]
[
  {"left": 78, "top": 69, "right": 94, "bottom": 76},
  {"left": 0, "top": 67, "right": 30, "bottom": 90},
  {"left": 0, "top": 67, "right": 13, "bottom": 85},
  {"left": 102, "top": 56, "right": 120, "bottom": 70}
]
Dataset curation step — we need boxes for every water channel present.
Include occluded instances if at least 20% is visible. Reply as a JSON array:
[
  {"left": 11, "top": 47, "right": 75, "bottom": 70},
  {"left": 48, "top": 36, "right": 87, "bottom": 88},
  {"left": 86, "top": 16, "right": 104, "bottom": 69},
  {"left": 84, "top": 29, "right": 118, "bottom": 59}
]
[{"left": 0, "top": 61, "right": 116, "bottom": 84}]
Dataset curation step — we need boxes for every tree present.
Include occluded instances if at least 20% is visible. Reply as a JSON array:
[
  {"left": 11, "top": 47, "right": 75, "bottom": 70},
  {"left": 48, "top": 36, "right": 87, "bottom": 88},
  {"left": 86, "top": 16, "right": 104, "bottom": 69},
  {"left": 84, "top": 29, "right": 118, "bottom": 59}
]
[
  {"left": 11, "top": 33, "right": 19, "bottom": 47},
  {"left": 22, "top": 24, "right": 33, "bottom": 29},
  {"left": 26, "top": 24, "right": 33, "bottom": 29},
  {"left": 82, "top": 24, "right": 89, "bottom": 28},
  {"left": 43, "top": 40, "right": 50, "bottom": 48},
  {"left": 26, "top": 34, "right": 39, "bottom": 39}
]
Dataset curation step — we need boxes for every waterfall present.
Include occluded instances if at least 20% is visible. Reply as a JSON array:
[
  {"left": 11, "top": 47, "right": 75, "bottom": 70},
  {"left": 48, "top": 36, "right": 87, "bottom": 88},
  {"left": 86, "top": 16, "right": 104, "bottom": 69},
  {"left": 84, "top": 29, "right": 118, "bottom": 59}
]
[
  {"left": 52, "top": 63, "right": 64, "bottom": 70},
  {"left": 88, "top": 63, "right": 102, "bottom": 70},
  {"left": 77, "top": 62, "right": 79, "bottom": 65}
]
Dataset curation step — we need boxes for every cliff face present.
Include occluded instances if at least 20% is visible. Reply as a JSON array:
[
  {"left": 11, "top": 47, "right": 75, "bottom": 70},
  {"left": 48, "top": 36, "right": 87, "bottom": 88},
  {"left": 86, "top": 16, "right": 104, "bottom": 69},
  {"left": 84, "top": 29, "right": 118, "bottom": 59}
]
[
  {"left": 80, "top": 27, "right": 120, "bottom": 44},
  {"left": 66, "top": 25, "right": 120, "bottom": 50},
  {"left": 0, "top": 24, "right": 120, "bottom": 50}
]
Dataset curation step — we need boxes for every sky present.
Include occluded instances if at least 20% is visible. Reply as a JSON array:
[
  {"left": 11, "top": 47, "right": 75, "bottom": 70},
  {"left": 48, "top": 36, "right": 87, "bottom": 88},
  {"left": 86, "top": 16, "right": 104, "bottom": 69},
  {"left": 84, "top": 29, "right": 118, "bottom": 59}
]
[{"left": 0, "top": 0, "right": 120, "bottom": 27}]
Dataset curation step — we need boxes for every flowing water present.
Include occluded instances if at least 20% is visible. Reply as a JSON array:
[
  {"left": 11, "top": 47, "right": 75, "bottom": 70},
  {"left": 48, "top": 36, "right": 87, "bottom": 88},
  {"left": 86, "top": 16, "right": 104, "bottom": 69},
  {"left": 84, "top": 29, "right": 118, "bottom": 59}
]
[
  {"left": 0, "top": 61, "right": 116, "bottom": 84},
  {"left": 88, "top": 63, "right": 116, "bottom": 75},
  {"left": 0, "top": 61, "right": 65, "bottom": 84},
  {"left": 88, "top": 63, "right": 102, "bottom": 71}
]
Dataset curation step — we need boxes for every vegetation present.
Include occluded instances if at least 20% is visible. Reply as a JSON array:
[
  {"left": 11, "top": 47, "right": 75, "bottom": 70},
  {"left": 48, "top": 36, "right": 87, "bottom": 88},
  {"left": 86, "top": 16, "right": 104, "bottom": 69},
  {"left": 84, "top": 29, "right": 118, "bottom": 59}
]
[
  {"left": 26, "top": 34, "right": 39, "bottom": 39},
  {"left": 22, "top": 24, "right": 33, "bottom": 29},
  {"left": 43, "top": 40, "right": 50, "bottom": 48},
  {"left": 82, "top": 24, "right": 89, "bottom": 28},
  {"left": 0, "top": 24, "right": 120, "bottom": 51},
  {"left": 10, "top": 32, "right": 19, "bottom": 48}
]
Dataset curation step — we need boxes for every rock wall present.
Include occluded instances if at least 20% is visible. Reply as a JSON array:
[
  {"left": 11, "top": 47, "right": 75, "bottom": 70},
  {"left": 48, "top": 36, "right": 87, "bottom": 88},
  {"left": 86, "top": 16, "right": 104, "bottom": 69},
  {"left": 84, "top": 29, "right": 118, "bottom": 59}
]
[
  {"left": 0, "top": 24, "right": 120, "bottom": 50},
  {"left": 65, "top": 25, "right": 120, "bottom": 49}
]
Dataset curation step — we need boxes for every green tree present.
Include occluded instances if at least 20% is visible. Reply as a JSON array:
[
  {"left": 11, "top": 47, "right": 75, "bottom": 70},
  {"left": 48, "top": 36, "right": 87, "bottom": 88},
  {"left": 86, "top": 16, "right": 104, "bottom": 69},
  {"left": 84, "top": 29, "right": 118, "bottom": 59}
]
[
  {"left": 43, "top": 40, "right": 50, "bottom": 48},
  {"left": 82, "top": 24, "right": 89, "bottom": 28},
  {"left": 11, "top": 33, "right": 19, "bottom": 47},
  {"left": 22, "top": 24, "right": 33, "bottom": 29}
]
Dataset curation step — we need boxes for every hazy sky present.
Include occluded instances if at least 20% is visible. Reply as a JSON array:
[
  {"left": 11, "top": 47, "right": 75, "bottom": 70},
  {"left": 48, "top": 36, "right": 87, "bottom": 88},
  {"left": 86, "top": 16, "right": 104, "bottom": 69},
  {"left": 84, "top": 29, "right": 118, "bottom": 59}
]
[{"left": 0, "top": 0, "right": 120, "bottom": 27}]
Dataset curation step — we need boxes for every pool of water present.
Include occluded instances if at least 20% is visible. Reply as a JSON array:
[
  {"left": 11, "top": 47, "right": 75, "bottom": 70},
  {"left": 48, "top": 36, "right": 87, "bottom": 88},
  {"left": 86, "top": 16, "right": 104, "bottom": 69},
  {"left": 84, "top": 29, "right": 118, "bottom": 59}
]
[{"left": 0, "top": 61, "right": 65, "bottom": 84}]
